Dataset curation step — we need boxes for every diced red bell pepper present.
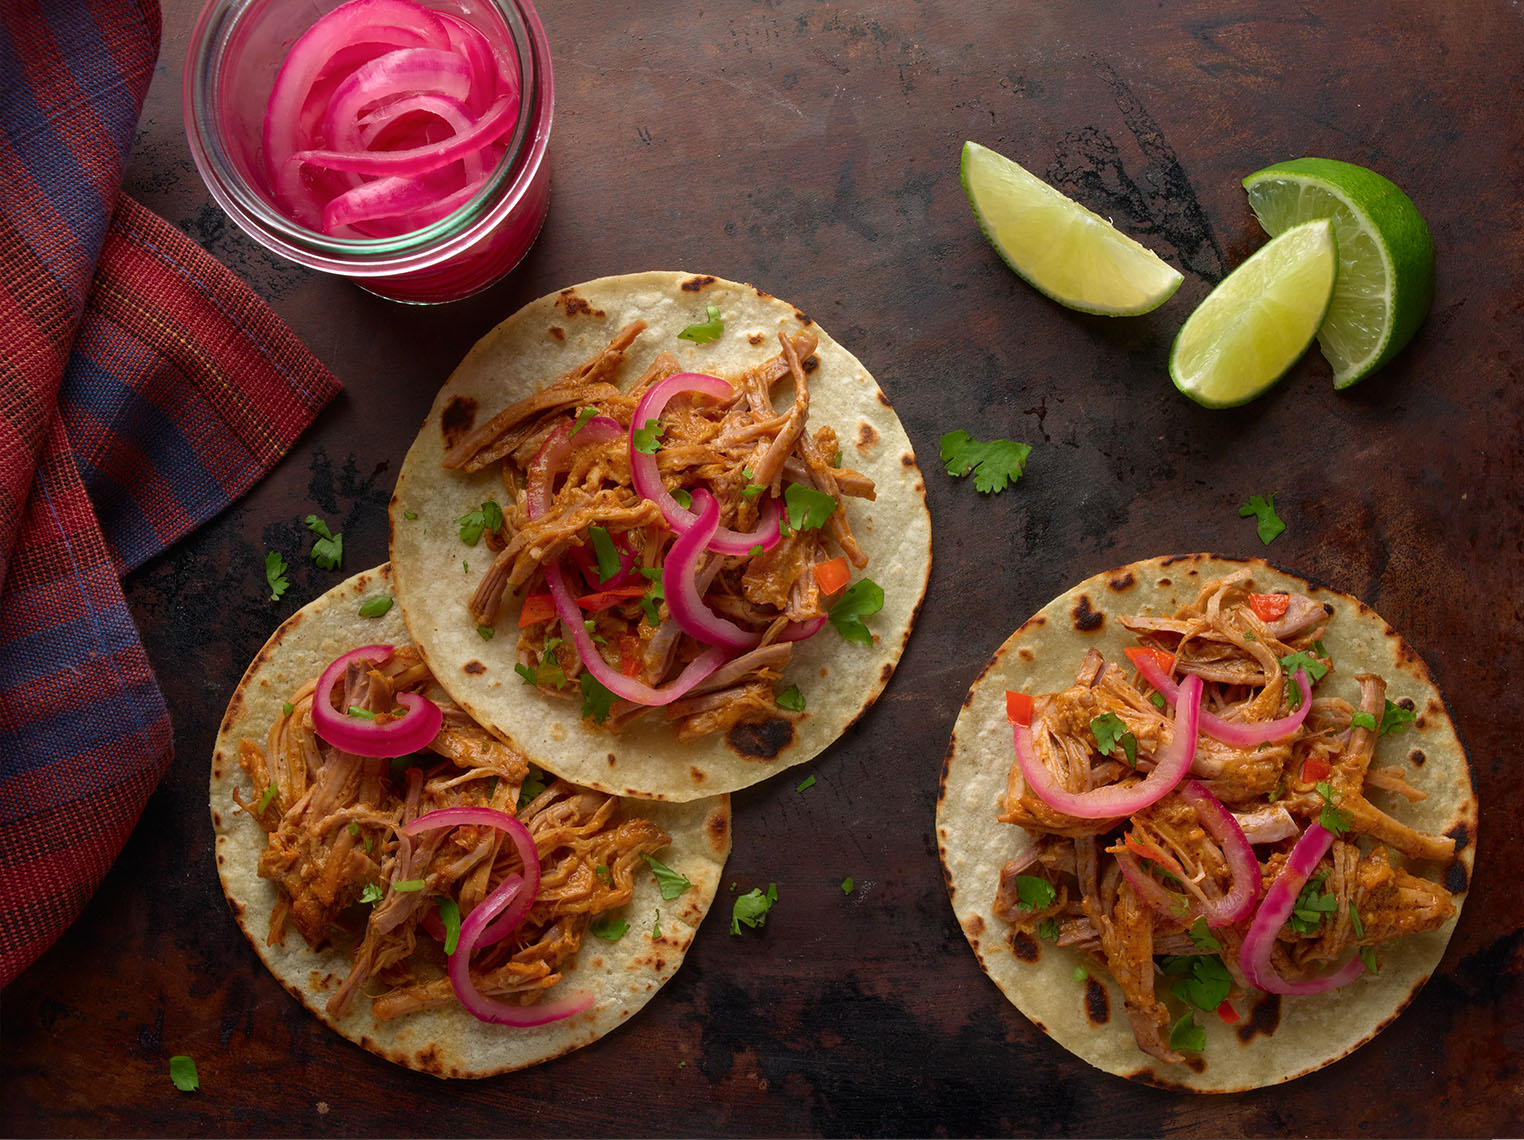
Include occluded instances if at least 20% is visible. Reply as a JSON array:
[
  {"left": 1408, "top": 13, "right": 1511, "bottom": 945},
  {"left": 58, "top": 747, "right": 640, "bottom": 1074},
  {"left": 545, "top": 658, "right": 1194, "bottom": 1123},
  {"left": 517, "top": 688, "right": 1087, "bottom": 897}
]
[
  {"left": 1005, "top": 691, "right": 1033, "bottom": 726},
  {"left": 517, "top": 593, "right": 558, "bottom": 628},
  {"left": 1247, "top": 592, "right": 1291, "bottom": 622},
  {"left": 575, "top": 586, "right": 648, "bottom": 612},
  {"left": 1300, "top": 754, "right": 1332, "bottom": 784},
  {"left": 1124, "top": 646, "right": 1176, "bottom": 675},
  {"left": 1216, "top": 1000, "right": 1241, "bottom": 1025},
  {"left": 813, "top": 555, "right": 851, "bottom": 597}
]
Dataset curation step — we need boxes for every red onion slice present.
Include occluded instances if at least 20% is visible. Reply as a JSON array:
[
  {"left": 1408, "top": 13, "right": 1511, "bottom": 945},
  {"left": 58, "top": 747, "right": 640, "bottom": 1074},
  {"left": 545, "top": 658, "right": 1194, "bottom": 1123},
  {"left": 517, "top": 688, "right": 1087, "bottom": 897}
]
[
  {"left": 663, "top": 490, "right": 763, "bottom": 652},
  {"left": 1130, "top": 649, "right": 1313, "bottom": 749},
  {"left": 402, "top": 806, "right": 540, "bottom": 948},
  {"left": 1177, "top": 780, "right": 1262, "bottom": 926},
  {"left": 1115, "top": 849, "right": 1190, "bottom": 919},
  {"left": 628, "top": 373, "right": 783, "bottom": 556},
  {"left": 1239, "top": 821, "right": 1367, "bottom": 995},
  {"left": 310, "top": 644, "right": 443, "bottom": 757},
  {"left": 1014, "top": 674, "right": 1202, "bottom": 820}
]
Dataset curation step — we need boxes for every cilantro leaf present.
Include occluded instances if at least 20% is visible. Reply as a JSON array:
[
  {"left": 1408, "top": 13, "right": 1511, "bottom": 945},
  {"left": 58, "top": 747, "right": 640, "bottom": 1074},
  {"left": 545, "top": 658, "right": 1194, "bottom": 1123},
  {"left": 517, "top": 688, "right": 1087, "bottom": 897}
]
[
  {"left": 1169, "top": 1011, "right": 1205, "bottom": 1053},
  {"left": 776, "top": 684, "right": 806, "bottom": 712},
  {"left": 304, "top": 514, "right": 343, "bottom": 570},
  {"left": 517, "top": 765, "right": 549, "bottom": 810},
  {"left": 677, "top": 304, "right": 724, "bottom": 343},
  {"left": 1359, "top": 945, "right": 1380, "bottom": 974},
  {"left": 457, "top": 500, "right": 504, "bottom": 547},
  {"left": 1348, "top": 901, "right": 1365, "bottom": 939},
  {"left": 477, "top": 624, "right": 495, "bottom": 641},
  {"left": 264, "top": 550, "right": 290, "bottom": 601},
  {"left": 169, "top": 1055, "right": 199, "bottom": 1093},
  {"left": 796, "top": 774, "right": 816, "bottom": 792},
  {"left": 1089, "top": 713, "right": 1138, "bottom": 766},
  {"left": 1279, "top": 650, "right": 1330, "bottom": 709},
  {"left": 939, "top": 429, "right": 1032, "bottom": 494},
  {"left": 652, "top": 910, "right": 662, "bottom": 939},
  {"left": 1239, "top": 493, "right": 1286, "bottom": 545},
  {"left": 1350, "top": 710, "right": 1378, "bottom": 732},
  {"left": 1037, "top": 916, "right": 1060, "bottom": 942},
  {"left": 1188, "top": 917, "right": 1223, "bottom": 954},
  {"left": 828, "top": 578, "right": 884, "bottom": 646},
  {"left": 632, "top": 418, "right": 665, "bottom": 454},
  {"left": 282, "top": 702, "right": 294, "bottom": 717},
  {"left": 1013, "top": 874, "right": 1057, "bottom": 911},
  {"left": 1167, "top": 953, "right": 1232, "bottom": 1012},
  {"left": 590, "top": 915, "right": 629, "bottom": 942},
  {"left": 359, "top": 882, "right": 384, "bottom": 905},
  {"left": 1287, "top": 870, "right": 1337, "bottom": 933},
  {"left": 642, "top": 853, "right": 693, "bottom": 900},
  {"left": 1315, "top": 780, "right": 1353, "bottom": 835},
  {"left": 841, "top": 877, "right": 855, "bottom": 895},
  {"left": 730, "top": 882, "right": 778, "bottom": 934},
  {"left": 570, "top": 406, "right": 598, "bottom": 436},
  {"left": 784, "top": 483, "right": 838, "bottom": 531},
  {"left": 579, "top": 672, "right": 615, "bottom": 722},
  {"left": 1379, "top": 699, "right": 1417, "bottom": 736},
  {"left": 392, "top": 879, "right": 426, "bottom": 892},
  {"left": 671, "top": 488, "right": 693, "bottom": 509},
  {"left": 436, "top": 898, "right": 461, "bottom": 955},
  {"left": 589, "top": 526, "right": 621, "bottom": 582},
  {"left": 256, "top": 782, "right": 277, "bottom": 814},
  {"left": 358, "top": 596, "right": 393, "bottom": 618}
]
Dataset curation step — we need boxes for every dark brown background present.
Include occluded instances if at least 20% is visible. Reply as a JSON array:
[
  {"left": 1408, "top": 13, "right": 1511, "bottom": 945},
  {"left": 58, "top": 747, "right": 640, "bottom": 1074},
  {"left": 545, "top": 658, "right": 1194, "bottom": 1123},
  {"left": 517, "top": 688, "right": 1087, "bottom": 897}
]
[{"left": 4, "top": 1, "right": 1522, "bottom": 1136}]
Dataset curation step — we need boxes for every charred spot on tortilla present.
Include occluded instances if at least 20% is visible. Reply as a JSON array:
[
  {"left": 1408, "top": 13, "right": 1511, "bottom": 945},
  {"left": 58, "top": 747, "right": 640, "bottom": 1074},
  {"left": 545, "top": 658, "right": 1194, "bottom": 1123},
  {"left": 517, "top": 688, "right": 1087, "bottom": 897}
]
[
  {"left": 680, "top": 275, "right": 715, "bottom": 292},
  {"left": 801, "top": 353, "right": 819, "bottom": 373},
  {"left": 555, "top": 289, "right": 603, "bottom": 318},
  {"left": 747, "top": 332, "right": 764, "bottom": 345},
  {"left": 1018, "top": 649, "right": 1035, "bottom": 662},
  {"left": 1444, "top": 858, "right": 1470, "bottom": 895},
  {"left": 440, "top": 396, "right": 478, "bottom": 448},
  {"left": 1009, "top": 929, "right": 1039, "bottom": 962},
  {"left": 791, "top": 308, "right": 813, "bottom": 326},
  {"left": 1084, "top": 978, "right": 1110, "bottom": 1025},
  {"left": 727, "top": 716, "right": 794, "bottom": 761},
  {"left": 463, "top": 660, "right": 486, "bottom": 675},
  {"left": 1236, "top": 993, "right": 1281, "bottom": 1043},
  {"left": 689, "top": 766, "right": 705, "bottom": 782},
  {"left": 706, "top": 811, "right": 729, "bottom": 848},
  {"left": 857, "top": 422, "right": 880, "bottom": 449},
  {"left": 1410, "top": 749, "right": 1427, "bottom": 766},
  {"left": 548, "top": 325, "right": 565, "bottom": 341},
  {"left": 879, "top": 662, "right": 895, "bottom": 683},
  {"left": 1070, "top": 594, "right": 1104, "bottom": 632},
  {"left": 962, "top": 913, "right": 985, "bottom": 937},
  {"left": 1108, "top": 571, "right": 1136, "bottom": 592}
]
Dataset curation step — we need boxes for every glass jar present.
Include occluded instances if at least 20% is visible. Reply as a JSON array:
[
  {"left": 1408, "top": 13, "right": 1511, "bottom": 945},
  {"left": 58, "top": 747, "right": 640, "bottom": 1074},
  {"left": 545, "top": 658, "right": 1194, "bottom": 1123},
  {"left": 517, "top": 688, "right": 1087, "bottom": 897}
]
[{"left": 183, "top": 0, "right": 553, "bottom": 304}]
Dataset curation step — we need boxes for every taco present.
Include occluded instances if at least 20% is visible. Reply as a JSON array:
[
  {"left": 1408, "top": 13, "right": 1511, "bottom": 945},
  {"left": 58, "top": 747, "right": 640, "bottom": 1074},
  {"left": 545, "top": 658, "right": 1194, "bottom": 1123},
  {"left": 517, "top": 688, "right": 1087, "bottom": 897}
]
[
  {"left": 211, "top": 564, "right": 730, "bottom": 1078},
  {"left": 388, "top": 271, "right": 932, "bottom": 801},
  {"left": 937, "top": 554, "right": 1476, "bottom": 1092}
]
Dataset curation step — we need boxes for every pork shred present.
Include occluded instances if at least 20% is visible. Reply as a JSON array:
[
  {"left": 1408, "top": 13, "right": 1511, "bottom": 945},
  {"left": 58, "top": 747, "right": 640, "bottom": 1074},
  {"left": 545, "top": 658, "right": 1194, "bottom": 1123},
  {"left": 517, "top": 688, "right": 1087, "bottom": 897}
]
[
  {"left": 445, "top": 320, "right": 876, "bottom": 740},
  {"left": 994, "top": 572, "right": 1460, "bottom": 1066},
  {"left": 234, "top": 645, "right": 671, "bottom": 1021}
]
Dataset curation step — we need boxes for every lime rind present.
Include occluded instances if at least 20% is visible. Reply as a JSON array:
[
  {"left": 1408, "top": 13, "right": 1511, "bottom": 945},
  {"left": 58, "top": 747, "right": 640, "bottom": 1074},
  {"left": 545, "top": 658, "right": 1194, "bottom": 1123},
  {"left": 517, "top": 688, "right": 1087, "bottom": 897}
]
[
  {"left": 1242, "top": 158, "right": 1435, "bottom": 388},
  {"left": 1169, "top": 218, "right": 1338, "bottom": 408},
  {"left": 961, "top": 141, "right": 1184, "bottom": 317}
]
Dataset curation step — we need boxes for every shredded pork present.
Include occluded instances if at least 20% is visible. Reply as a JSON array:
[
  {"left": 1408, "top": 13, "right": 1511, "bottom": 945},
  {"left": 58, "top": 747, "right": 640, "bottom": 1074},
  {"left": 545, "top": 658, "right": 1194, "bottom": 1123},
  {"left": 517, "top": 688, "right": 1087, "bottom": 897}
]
[
  {"left": 994, "top": 572, "right": 1461, "bottom": 1065},
  {"left": 235, "top": 646, "right": 670, "bottom": 1021}
]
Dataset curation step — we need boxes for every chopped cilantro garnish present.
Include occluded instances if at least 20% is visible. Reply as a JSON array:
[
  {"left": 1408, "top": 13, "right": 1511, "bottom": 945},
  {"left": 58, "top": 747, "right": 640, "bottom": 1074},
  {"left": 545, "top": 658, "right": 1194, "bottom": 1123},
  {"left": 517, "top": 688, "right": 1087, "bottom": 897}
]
[
  {"left": 1267, "top": 781, "right": 1285, "bottom": 803},
  {"left": 457, "top": 500, "right": 504, "bottom": 547},
  {"left": 776, "top": 684, "right": 806, "bottom": 712},
  {"left": 358, "top": 596, "right": 393, "bottom": 618},
  {"left": 347, "top": 822, "right": 360, "bottom": 838},
  {"left": 264, "top": 550, "right": 290, "bottom": 601},
  {"left": 749, "top": 543, "right": 764, "bottom": 557},
  {"left": 570, "top": 406, "right": 598, "bottom": 436},
  {"left": 730, "top": 882, "right": 778, "bottom": 934},
  {"left": 589, "top": 526, "right": 621, "bottom": 581},
  {"left": 832, "top": 450, "right": 842, "bottom": 467},
  {"left": 436, "top": 898, "right": 461, "bottom": 954},
  {"left": 256, "top": 782, "right": 277, "bottom": 814},
  {"left": 1089, "top": 713, "right": 1138, "bottom": 766},
  {"left": 939, "top": 429, "right": 1032, "bottom": 494},
  {"left": 517, "top": 765, "right": 548, "bottom": 810},
  {"left": 796, "top": 774, "right": 816, "bottom": 792},
  {"left": 828, "top": 578, "right": 884, "bottom": 646},
  {"left": 671, "top": 488, "right": 693, "bottom": 509},
  {"left": 1169, "top": 1011, "right": 1205, "bottom": 1053},
  {"left": 741, "top": 483, "right": 764, "bottom": 500},
  {"left": 304, "top": 514, "right": 343, "bottom": 570},
  {"left": 653, "top": 910, "right": 662, "bottom": 939},
  {"left": 841, "top": 877, "right": 854, "bottom": 895},
  {"left": 594, "top": 863, "right": 611, "bottom": 882},
  {"left": 1188, "top": 917, "right": 1223, "bottom": 953},
  {"left": 1350, "top": 710, "right": 1378, "bottom": 732},
  {"left": 583, "top": 618, "right": 606, "bottom": 644},
  {"left": 347, "top": 705, "right": 376, "bottom": 720},
  {"left": 1164, "top": 953, "right": 1232, "bottom": 1012},
  {"left": 1149, "top": 691, "right": 1166, "bottom": 709},
  {"left": 1013, "top": 874, "right": 1057, "bottom": 911},
  {"left": 404, "top": 510, "right": 418, "bottom": 520},
  {"left": 1073, "top": 966, "right": 1088, "bottom": 982},
  {"left": 392, "top": 879, "right": 426, "bottom": 892},
  {"left": 1239, "top": 492, "right": 1286, "bottom": 545},
  {"left": 1279, "top": 650, "right": 1330, "bottom": 708},
  {"left": 1379, "top": 700, "right": 1417, "bottom": 736},
  {"left": 1315, "top": 780, "right": 1353, "bottom": 835},
  {"left": 476, "top": 624, "right": 495, "bottom": 641},
  {"left": 1348, "top": 901, "right": 1365, "bottom": 939},
  {"left": 642, "top": 853, "right": 693, "bottom": 900},
  {"left": 1288, "top": 870, "right": 1337, "bottom": 934},
  {"left": 359, "top": 882, "right": 384, "bottom": 904},
  {"left": 1359, "top": 945, "right": 1379, "bottom": 974},
  {"left": 1313, "top": 639, "right": 1328, "bottom": 656},
  {"left": 1037, "top": 917, "right": 1060, "bottom": 942},
  {"left": 677, "top": 304, "right": 723, "bottom": 343},
  {"left": 282, "top": 701, "right": 295, "bottom": 717},
  {"left": 632, "top": 418, "right": 665, "bottom": 454},
  {"left": 590, "top": 915, "right": 629, "bottom": 942},
  {"left": 169, "top": 1055, "right": 199, "bottom": 1093},
  {"left": 784, "top": 482, "right": 837, "bottom": 531},
  {"left": 580, "top": 672, "right": 616, "bottom": 722}
]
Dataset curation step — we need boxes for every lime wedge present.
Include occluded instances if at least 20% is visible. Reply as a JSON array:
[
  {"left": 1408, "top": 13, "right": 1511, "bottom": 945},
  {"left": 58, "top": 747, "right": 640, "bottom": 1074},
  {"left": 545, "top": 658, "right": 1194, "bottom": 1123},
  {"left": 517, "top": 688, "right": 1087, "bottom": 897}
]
[
  {"left": 1169, "top": 218, "right": 1337, "bottom": 408},
  {"left": 961, "top": 141, "right": 1183, "bottom": 316},
  {"left": 1242, "top": 158, "right": 1434, "bottom": 388}
]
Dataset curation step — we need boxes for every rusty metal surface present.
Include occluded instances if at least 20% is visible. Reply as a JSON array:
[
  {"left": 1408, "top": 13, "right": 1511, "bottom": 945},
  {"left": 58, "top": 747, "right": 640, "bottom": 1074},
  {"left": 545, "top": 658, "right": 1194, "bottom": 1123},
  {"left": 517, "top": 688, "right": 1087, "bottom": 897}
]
[{"left": 4, "top": 1, "right": 1522, "bottom": 1136}]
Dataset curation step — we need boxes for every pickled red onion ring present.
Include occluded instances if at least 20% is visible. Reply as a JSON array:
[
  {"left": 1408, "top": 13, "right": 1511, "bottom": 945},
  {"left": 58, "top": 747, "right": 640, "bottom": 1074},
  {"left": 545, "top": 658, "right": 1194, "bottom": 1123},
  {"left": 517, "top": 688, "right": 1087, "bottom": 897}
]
[
  {"left": 1239, "top": 821, "right": 1368, "bottom": 995},
  {"left": 402, "top": 807, "right": 540, "bottom": 948},
  {"left": 453, "top": 872, "right": 591, "bottom": 1026},
  {"left": 527, "top": 420, "right": 725, "bottom": 705},
  {"left": 1128, "top": 648, "right": 1312, "bottom": 748},
  {"left": 1014, "top": 673, "right": 1201, "bottom": 820},
  {"left": 311, "top": 644, "right": 442, "bottom": 757},
  {"left": 1177, "top": 779, "right": 1261, "bottom": 926},
  {"left": 628, "top": 373, "right": 783, "bottom": 556},
  {"left": 663, "top": 490, "right": 763, "bottom": 652}
]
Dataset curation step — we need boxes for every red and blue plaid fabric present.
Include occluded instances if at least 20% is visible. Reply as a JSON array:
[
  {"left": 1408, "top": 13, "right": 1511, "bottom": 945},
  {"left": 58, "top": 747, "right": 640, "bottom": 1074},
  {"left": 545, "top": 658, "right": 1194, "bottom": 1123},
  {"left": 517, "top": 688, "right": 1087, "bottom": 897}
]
[{"left": 0, "top": 1, "right": 341, "bottom": 984}]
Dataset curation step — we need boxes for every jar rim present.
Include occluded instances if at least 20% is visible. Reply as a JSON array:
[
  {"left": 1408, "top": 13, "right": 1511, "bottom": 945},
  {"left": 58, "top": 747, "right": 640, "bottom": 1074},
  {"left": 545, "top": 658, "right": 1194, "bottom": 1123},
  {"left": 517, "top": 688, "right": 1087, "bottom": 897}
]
[{"left": 183, "top": 0, "right": 553, "bottom": 277}]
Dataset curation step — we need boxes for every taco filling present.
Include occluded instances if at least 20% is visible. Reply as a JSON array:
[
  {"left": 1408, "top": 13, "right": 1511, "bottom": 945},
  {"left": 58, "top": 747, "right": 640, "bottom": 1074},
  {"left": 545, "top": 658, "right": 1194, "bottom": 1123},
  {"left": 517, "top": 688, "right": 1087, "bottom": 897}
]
[
  {"left": 440, "top": 318, "right": 879, "bottom": 739},
  {"left": 993, "top": 568, "right": 1459, "bottom": 1066},
  {"left": 233, "top": 640, "right": 674, "bottom": 1027}
]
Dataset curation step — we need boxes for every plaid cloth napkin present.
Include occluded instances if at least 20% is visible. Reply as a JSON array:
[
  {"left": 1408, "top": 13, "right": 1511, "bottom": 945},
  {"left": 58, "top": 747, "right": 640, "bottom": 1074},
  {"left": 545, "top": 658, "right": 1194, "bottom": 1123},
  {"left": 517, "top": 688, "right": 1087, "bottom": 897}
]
[{"left": 0, "top": 1, "right": 341, "bottom": 984}]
